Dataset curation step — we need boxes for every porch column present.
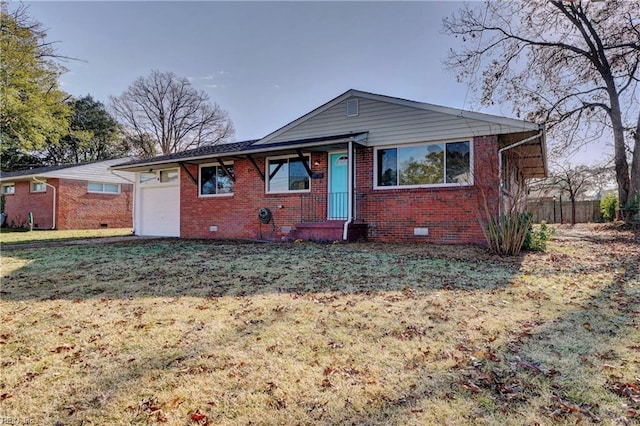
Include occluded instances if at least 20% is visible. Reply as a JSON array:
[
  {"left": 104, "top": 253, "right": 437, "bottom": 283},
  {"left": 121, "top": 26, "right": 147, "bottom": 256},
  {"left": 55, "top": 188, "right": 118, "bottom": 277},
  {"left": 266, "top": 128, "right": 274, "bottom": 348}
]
[{"left": 342, "top": 140, "right": 354, "bottom": 240}]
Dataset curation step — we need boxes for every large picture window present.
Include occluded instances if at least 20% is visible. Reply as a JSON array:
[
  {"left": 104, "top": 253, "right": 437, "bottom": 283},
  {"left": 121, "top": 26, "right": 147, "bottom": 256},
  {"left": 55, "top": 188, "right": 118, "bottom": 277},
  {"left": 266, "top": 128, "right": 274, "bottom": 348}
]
[
  {"left": 199, "top": 163, "right": 234, "bottom": 196},
  {"left": 376, "top": 141, "right": 471, "bottom": 188},
  {"left": 266, "top": 155, "right": 310, "bottom": 193}
]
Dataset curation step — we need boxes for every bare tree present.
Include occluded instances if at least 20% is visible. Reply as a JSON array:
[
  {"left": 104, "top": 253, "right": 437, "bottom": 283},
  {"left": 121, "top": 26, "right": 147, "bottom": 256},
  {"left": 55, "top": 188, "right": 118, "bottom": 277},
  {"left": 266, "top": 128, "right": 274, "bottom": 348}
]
[
  {"left": 549, "top": 163, "right": 595, "bottom": 225},
  {"left": 443, "top": 0, "right": 640, "bottom": 211},
  {"left": 110, "top": 70, "right": 234, "bottom": 156}
]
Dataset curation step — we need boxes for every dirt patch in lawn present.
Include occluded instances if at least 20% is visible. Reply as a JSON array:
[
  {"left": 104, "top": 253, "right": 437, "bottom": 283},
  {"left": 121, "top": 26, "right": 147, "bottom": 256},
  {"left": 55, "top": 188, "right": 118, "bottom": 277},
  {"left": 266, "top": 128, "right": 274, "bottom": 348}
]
[{"left": 1, "top": 224, "right": 638, "bottom": 425}]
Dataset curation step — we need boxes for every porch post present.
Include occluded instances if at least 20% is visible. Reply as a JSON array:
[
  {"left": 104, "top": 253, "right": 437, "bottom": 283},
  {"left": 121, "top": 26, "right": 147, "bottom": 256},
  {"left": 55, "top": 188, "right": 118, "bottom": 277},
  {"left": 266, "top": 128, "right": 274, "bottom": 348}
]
[{"left": 342, "top": 140, "right": 354, "bottom": 240}]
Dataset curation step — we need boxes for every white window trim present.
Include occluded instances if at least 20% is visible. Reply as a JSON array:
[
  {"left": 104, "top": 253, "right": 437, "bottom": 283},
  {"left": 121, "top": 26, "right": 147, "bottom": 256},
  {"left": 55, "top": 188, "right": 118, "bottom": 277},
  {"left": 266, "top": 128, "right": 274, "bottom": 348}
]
[
  {"left": 2, "top": 183, "right": 15, "bottom": 195},
  {"left": 198, "top": 162, "right": 235, "bottom": 198},
  {"left": 88, "top": 182, "right": 121, "bottom": 194},
  {"left": 138, "top": 168, "right": 180, "bottom": 186},
  {"left": 265, "top": 153, "right": 312, "bottom": 194},
  {"left": 30, "top": 181, "right": 47, "bottom": 193},
  {"left": 373, "top": 140, "right": 474, "bottom": 190}
]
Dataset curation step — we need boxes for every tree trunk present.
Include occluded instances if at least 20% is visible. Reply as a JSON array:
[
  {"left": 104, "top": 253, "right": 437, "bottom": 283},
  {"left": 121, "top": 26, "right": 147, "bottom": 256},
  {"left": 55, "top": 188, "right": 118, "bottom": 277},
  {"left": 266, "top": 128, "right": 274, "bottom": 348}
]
[
  {"left": 608, "top": 87, "right": 631, "bottom": 209},
  {"left": 570, "top": 195, "right": 576, "bottom": 225},
  {"left": 630, "top": 111, "right": 640, "bottom": 205}
]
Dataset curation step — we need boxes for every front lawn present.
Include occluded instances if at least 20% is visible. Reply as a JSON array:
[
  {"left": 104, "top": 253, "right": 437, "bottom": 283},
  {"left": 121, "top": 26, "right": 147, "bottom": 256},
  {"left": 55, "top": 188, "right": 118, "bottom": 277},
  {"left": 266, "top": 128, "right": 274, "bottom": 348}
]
[
  {"left": 0, "top": 226, "right": 638, "bottom": 425},
  {"left": 0, "top": 228, "right": 132, "bottom": 245}
]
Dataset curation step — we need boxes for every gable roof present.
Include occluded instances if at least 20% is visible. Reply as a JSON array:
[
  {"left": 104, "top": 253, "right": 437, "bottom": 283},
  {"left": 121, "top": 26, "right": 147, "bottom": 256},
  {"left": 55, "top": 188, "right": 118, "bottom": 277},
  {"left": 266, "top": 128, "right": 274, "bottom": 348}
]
[
  {"left": 0, "top": 158, "right": 135, "bottom": 184},
  {"left": 256, "top": 89, "right": 543, "bottom": 145},
  {"left": 110, "top": 89, "right": 546, "bottom": 177}
]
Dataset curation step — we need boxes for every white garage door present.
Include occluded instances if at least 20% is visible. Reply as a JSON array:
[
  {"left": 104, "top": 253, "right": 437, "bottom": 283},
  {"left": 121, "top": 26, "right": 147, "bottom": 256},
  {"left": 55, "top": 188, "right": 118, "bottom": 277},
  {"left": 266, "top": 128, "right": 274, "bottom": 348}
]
[{"left": 137, "top": 170, "right": 180, "bottom": 237}]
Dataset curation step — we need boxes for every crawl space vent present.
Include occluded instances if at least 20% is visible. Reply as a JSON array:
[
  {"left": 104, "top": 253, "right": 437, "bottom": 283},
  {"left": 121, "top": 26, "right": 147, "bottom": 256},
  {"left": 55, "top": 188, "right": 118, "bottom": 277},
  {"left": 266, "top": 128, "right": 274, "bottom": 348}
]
[{"left": 347, "top": 98, "right": 359, "bottom": 117}]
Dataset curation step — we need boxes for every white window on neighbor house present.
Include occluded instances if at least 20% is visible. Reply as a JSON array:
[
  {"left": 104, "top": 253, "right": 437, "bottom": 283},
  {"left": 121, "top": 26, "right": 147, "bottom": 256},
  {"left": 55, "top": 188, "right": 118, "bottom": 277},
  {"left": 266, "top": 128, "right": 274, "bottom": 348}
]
[
  {"left": 2, "top": 183, "right": 15, "bottom": 195},
  {"left": 375, "top": 140, "right": 472, "bottom": 189},
  {"left": 266, "top": 154, "right": 311, "bottom": 193},
  {"left": 199, "top": 163, "right": 234, "bottom": 196},
  {"left": 30, "top": 181, "right": 46, "bottom": 193},
  {"left": 88, "top": 182, "right": 120, "bottom": 194}
]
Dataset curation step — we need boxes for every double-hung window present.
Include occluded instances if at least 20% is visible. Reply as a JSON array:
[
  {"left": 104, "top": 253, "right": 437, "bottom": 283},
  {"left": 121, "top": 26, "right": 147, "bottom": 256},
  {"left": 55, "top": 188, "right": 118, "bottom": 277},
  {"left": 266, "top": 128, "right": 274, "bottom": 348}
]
[
  {"left": 266, "top": 155, "right": 310, "bottom": 193},
  {"left": 376, "top": 141, "right": 471, "bottom": 188},
  {"left": 31, "top": 182, "right": 46, "bottom": 193},
  {"left": 2, "top": 183, "right": 15, "bottom": 195},
  {"left": 199, "top": 163, "right": 234, "bottom": 196},
  {"left": 88, "top": 182, "right": 120, "bottom": 194}
]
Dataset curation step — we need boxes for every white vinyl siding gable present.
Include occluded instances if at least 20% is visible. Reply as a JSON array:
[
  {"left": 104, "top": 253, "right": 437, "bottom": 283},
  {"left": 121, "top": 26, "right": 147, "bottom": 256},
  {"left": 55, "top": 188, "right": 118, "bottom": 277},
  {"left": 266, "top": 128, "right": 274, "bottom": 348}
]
[{"left": 262, "top": 97, "right": 535, "bottom": 147}]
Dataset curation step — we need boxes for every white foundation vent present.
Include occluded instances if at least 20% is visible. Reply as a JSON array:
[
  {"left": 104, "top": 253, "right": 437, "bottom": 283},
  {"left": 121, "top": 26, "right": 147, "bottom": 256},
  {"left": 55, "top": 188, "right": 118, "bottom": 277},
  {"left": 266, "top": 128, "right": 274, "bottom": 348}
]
[{"left": 413, "top": 227, "right": 429, "bottom": 236}]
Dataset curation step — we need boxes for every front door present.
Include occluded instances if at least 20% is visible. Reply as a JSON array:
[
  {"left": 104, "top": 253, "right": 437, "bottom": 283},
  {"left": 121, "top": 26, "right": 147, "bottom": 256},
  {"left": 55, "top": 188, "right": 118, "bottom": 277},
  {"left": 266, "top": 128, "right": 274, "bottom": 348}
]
[{"left": 328, "top": 152, "right": 348, "bottom": 219}]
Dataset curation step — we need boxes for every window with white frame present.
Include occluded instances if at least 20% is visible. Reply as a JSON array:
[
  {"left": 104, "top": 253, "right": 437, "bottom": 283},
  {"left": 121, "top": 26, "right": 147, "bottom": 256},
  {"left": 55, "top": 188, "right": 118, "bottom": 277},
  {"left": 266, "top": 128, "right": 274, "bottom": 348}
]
[
  {"left": 199, "top": 163, "right": 234, "bottom": 196},
  {"left": 139, "top": 172, "right": 157, "bottom": 184},
  {"left": 266, "top": 155, "right": 310, "bottom": 193},
  {"left": 139, "top": 169, "right": 179, "bottom": 185},
  {"left": 159, "top": 169, "right": 179, "bottom": 183},
  {"left": 31, "top": 181, "right": 46, "bottom": 193},
  {"left": 2, "top": 183, "right": 15, "bottom": 195},
  {"left": 376, "top": 141, "right": 471, "bottom": 188},
  {"left": 88, "top": 182, "right": 120, "bottom": 194}
]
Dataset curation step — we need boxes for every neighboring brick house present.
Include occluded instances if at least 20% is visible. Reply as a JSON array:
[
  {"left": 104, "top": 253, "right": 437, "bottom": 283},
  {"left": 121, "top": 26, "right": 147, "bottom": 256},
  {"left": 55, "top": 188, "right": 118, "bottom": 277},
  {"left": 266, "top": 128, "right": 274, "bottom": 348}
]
[
  {"left": 0, "top": 158, "right": 134, "bottom": 230},
  {"left": 112, "top": 90, "right": 547, "bottom": 244}
]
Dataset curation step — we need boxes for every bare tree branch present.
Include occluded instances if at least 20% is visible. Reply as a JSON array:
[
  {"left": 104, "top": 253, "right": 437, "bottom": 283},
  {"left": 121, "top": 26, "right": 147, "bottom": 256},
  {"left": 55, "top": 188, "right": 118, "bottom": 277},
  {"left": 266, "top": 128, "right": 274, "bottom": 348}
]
[{"left": 110, "top": 70, "right": 234, "bottom": 155}]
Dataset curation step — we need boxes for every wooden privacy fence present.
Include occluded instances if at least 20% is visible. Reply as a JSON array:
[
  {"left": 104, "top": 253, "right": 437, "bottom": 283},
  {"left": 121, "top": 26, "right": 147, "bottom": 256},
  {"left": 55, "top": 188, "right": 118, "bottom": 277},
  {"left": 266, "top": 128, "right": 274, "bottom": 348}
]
[{"left": 527, "top": 199, "right": 602, "bottom": 224}]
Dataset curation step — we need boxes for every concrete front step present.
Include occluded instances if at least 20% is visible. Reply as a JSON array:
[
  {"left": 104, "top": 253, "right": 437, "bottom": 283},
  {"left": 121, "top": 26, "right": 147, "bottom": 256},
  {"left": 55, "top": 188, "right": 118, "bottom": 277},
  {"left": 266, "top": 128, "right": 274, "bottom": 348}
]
[{"left": 291, "top": 221, "right": 367, "bottom": 242}]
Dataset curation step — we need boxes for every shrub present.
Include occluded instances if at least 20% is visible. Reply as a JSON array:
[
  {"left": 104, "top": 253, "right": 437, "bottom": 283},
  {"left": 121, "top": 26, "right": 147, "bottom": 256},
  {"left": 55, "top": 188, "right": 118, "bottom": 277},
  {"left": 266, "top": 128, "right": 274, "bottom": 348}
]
[
  {"left": 600, "top": 193, "right": 618, "bottom": 222},
  {"left": 482, "top": 212, "right": 532, "bottom": 256},
  {"left": 523, "top": 221, "right": 554, "bottom": 252}
]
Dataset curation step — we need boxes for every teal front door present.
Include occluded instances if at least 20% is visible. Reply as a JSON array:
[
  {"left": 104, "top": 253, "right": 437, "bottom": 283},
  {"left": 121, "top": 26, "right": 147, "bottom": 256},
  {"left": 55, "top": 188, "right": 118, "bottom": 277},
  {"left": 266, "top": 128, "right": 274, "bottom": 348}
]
[{"left": 328, "top": 152, "right": 348, "bottom": 219}]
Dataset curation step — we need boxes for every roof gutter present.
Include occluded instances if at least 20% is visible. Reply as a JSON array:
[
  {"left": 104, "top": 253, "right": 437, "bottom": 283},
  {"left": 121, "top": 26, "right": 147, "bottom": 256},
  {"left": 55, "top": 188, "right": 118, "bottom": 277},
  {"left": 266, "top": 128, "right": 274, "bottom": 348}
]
[
  {"left": 497, "top": 130, "right": 544, "bottom": 215},
  {"left": 32, "top": 176, "right": 56, "bottom": 230}
]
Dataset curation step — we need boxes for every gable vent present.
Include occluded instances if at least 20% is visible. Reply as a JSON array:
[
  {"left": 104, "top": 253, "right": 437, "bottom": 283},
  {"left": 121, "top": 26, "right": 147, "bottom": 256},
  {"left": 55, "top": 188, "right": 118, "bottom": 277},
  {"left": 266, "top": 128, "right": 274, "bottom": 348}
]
[{"left": 346, "top": 98, "right": 359, "bottom": 117}]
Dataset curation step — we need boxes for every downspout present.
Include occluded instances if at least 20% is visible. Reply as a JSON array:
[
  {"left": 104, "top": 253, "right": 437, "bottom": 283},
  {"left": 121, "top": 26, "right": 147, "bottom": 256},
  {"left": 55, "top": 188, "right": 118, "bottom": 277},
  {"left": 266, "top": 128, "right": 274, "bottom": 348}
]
[
  {"left": 497, "top": 131, "right": 544, "bottom": 216},
  {"left": 32, "top": 177, "right": 56, "bottom": 229},
  {"left": 342, "top": 140, "right": 354, "bottom": 241},
  {"left": 111, "top": 170, "right": 136, "bottom": 235}
]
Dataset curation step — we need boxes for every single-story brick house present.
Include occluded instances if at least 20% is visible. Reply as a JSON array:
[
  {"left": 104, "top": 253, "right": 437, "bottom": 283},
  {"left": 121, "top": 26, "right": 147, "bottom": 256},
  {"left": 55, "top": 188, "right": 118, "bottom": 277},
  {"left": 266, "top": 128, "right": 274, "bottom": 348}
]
[
  {"left": 112, "top": 90, "right": 547, "bottom": 243},
  {"left": 0, "top": 158, "right": 134, "bottom": 230}
]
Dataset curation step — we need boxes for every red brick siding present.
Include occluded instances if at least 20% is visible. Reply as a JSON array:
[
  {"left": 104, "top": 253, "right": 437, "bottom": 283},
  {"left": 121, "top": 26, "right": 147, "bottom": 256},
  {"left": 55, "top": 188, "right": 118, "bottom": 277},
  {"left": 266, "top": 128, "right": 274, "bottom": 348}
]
[
  {"left": 57, "top": 179, "right": 133, "bottom": 229},
  {"left": 2, "top": 180, "right": 55, "bottom": 229},
  {"left": 357, "top": 135, "right": 499, "bottom": 244},
  {"left": 179, "top": 136, "right": 499, "bottom": 244},
  {"left": 180, "top": 152, "right": 328, "bottom": 240},
  {"left": 2, "top": 178, "right": 133, "bottom": 230}
]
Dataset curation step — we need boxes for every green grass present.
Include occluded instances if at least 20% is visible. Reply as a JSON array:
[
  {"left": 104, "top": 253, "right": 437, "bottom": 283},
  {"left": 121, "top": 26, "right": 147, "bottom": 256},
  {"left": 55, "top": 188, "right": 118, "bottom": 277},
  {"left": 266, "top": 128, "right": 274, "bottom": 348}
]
[
  {"left": 0, "top": 225, "right": 638, "bottom": 425},
  {"left": 0, "top": 228, "right": 132, "bottom": 245}
]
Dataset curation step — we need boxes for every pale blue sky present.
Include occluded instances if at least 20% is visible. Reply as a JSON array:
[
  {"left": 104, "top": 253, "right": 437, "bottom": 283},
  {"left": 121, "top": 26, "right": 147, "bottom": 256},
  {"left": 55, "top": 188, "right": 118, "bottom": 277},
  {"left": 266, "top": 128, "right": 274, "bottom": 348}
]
[{"left": 25, "top": 1, "right": 600, "bottom": 164}]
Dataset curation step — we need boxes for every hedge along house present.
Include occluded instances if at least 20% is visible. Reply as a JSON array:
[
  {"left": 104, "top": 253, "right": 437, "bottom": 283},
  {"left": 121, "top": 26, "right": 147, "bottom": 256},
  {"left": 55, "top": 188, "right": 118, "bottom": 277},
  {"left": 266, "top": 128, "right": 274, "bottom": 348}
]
[
  {"left": 112, "top": 90, "right": 547, "bottom": 244},
  {"left": 0, "top": 158, "right": 134, "bottom": 230}
]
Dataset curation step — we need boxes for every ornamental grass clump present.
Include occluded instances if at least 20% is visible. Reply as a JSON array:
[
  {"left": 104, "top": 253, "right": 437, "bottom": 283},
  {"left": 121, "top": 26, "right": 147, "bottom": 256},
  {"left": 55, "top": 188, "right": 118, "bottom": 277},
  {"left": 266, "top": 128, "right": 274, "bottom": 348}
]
[{"left": 482, "top": 211, "right": 532, "bottom": 256}]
